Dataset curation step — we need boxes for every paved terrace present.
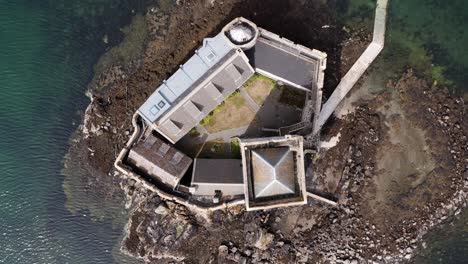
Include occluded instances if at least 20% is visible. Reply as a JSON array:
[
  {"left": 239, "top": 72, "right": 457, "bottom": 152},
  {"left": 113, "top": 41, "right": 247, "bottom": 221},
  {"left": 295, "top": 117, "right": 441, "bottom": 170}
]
[{"left": 314, "top": 0, "right": 389, "bottom": 133}]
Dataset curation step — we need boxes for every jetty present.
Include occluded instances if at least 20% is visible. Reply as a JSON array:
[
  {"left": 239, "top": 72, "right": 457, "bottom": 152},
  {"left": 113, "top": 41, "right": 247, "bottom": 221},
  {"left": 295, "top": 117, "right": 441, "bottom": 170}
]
[{"left": 314, "top": 0, "right": 389, "bottom": 133}]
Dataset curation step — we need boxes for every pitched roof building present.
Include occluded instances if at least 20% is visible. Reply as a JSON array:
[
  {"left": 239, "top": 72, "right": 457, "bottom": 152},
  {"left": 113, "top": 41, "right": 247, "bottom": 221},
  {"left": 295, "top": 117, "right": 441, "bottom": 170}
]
[
  {"left": 127, "top": 133, "right": 192, "bottom": 189},
  {"left": 138, "top": 32, "right": 255, "bottom": 144}
]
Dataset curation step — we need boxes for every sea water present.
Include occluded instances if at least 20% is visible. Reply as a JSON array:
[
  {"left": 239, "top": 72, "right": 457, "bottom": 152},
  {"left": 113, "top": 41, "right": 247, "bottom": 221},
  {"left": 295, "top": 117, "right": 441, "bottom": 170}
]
[{"left": 0, "top": 0, "right": 147, "bottom": 263}]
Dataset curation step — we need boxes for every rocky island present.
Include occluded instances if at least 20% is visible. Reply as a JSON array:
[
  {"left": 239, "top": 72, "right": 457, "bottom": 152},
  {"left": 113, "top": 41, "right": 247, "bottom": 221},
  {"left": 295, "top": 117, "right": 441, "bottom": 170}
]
[{"left": 63, "top": 0, "right": 467, "bottom": 263}]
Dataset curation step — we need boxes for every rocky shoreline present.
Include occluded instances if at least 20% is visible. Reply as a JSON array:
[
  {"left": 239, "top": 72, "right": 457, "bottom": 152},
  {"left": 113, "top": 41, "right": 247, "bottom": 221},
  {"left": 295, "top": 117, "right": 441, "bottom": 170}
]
[
  {"left": 305, "top": 70, "right": 467, "bottom": 263},
  {"left": 63, "top": 0, "right": 467, "bottom": 263}
]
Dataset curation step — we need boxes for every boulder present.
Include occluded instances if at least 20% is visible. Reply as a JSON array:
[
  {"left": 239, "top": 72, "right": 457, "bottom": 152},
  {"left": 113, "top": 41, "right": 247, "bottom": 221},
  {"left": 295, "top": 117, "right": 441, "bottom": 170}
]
[
  {"left": 218, "top": 245, "right": 228, "bottom": 257},
  {"left": 254, "top": 229, "right": 275, "bottom": 250}
]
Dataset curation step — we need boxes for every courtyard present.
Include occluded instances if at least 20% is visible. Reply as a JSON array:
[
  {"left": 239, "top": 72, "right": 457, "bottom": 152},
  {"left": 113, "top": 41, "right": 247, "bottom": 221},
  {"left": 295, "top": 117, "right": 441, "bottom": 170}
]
[{"left": 175, "top": 74, "right": 307, "bottom": 159}]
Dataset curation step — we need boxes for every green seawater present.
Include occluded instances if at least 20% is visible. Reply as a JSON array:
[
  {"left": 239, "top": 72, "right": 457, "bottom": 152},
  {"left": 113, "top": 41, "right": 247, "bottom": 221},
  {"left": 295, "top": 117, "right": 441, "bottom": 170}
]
[
  {"left": 386, "top": 0, "right": 468, "bottom": 90},
  {"left": 0, "top": 0, "right": 147, "bottom": 263},
  {"left": 415, "top": 209, "right": 468, "bottom": 264}
]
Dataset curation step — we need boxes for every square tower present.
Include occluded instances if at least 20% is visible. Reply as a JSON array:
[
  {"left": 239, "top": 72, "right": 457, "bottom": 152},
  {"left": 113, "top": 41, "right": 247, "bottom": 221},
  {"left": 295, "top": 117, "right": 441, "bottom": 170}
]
[{"left": 239, "top": 135, "right": 307, "bottom": 210}]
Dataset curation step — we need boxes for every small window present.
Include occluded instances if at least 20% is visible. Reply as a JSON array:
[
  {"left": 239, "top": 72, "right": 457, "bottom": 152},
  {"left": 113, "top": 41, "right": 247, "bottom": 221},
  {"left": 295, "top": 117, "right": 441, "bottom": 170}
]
[
  {"left": 158, "top": 100, "right": 166, "bottom": 108},
  {"left": 206, "top": 52, "right": 216, "bottom": 62},
  {"left": 150, "top": 106, "right": 159, "bottom": 115},
  {"left": 156, "top": 143, "right": 170, "bottom": 156},
  {"left": 170, "top": 152, "right": 183, "bottom": 164},
  {"left": 142, "top": 135, "right": 157, "bottom": 149}
]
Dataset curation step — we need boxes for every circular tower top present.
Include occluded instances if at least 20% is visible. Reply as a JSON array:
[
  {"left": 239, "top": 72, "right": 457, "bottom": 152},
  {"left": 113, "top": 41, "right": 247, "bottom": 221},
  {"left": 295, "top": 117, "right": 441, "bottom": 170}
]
[{"left": 223, "top": 17, "right": 259, "bottom": 50}]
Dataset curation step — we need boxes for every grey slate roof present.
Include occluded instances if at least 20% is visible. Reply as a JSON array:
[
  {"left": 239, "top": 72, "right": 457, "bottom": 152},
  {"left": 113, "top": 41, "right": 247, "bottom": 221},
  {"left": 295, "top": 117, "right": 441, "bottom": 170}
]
[
  {"left": 251, "top": 147, "right": 296, "bottom": 198},
  {"left": 246, "top": 37, "right": 319, "bottom": 89},
  {"left": 138, "top": 33, "right": 235, "bottom": 124},
  {"left": 190, "top": 158, "right": 244, "bottom": 196},
  {"left": 192, "top": 159, "right": 243, "bottom": 184},
  {"left": 155, "top": 51, "right": 254, "bottom": 143},
  {"left": 127, "top": 134, "right": 192, "bottom": 188}
]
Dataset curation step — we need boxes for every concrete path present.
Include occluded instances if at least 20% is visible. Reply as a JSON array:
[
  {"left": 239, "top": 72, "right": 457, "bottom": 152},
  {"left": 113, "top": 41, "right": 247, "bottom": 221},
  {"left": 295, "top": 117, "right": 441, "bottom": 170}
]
[
  {"left": 206, "top": 125, "right": 251, "bottom": 141},
  {"left": 239, "top": 87, "right": 260, "bottom": 112},
  {"left": 314, "top": 0, "right": 389, "bottom": 133},
  {"left": 198, "top": 123, "right": 251, "bottom": 142}
]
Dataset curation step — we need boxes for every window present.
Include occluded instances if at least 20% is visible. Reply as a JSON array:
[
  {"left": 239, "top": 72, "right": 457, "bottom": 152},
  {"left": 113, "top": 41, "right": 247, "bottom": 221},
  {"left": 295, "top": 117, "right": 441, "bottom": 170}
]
[
  {"left": 170, "top": 152, "right": 184, "bottom": 164},
  {"left": 158, "top": 100, "right": 166, "bottom": 108},
  {"left": 206, "top": 52, "right": 216, "bottom": 62},
  {"left": 142, "top": 135, "right": 157, "bottom": 149},
  {"left": 150, "top": 106, "right": 159, "bottom": 116},
  {"left": 156, "top": 143, "right": 170, "bottom": 156}
]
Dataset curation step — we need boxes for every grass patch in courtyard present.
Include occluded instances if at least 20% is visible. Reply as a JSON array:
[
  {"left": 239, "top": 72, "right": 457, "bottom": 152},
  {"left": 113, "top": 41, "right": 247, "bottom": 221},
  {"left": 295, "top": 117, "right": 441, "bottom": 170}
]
[
  {"left": 243, "top": 73, "right": 276, "bottom": 88},
  {"left": 199, "top": 111, "right": 215, "bottom": 127},
  {"left": 244, "top": 74, "right": 277, "bottom": 106},
  {"left": 230, "top": 138, "right": 241, "bottom": 159},
  {"left": 227, "top": 90, "right": 245, "bottom": 108},
  {"left": 199, "top": 90, "right": 255, "bottom": 133},
  {"left": 188, "top": 127, "right": 200, "bottom": 137}
]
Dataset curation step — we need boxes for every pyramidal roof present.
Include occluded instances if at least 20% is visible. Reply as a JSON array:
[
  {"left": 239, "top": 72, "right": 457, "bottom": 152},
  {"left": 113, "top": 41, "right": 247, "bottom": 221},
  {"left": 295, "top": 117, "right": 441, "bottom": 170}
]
[{"left": 251, "top": 147, "right": 296, "bottom": 198}]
